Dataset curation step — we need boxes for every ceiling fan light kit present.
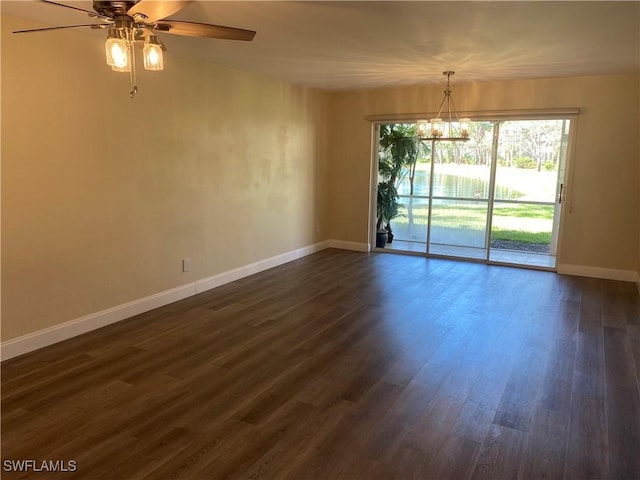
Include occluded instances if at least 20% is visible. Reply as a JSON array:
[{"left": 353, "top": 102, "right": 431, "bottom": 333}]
[
  {"left": 417, "top": 71, "right": 471, "bottom": 142},
  {"left": 14, "top": 0, "right": 256, "bottom": 98},
  {"left": 105, "top": 14, "right": 160, "bottom": 74}
]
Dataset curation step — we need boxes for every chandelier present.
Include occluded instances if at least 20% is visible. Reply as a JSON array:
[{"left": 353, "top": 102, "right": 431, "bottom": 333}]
[{"left": 417, "top": 71, "right": 471, "bottom": 141}]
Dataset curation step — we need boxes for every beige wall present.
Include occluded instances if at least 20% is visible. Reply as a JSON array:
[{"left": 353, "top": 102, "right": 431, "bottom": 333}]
[
  {"left": 1, "top": 14, "right": 329, "bottom": 341},
  {"left": 328, "top": 74, "right": 640, "bottom": 272}
]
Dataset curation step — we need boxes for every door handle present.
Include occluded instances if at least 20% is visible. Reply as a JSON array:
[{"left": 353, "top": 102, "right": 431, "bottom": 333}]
[{"left": 558, "top": 183, "right": 564, "bottom": 204}]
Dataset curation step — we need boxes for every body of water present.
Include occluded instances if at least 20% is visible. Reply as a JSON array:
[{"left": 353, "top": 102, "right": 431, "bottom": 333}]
[{"left": 397, "top": 170, "right": 524, "bottom": 199}]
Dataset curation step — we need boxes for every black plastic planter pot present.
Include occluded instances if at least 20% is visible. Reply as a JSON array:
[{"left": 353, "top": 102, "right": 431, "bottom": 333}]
[{"left": 376, "top": 230, "right": 388, "bottom": 248}]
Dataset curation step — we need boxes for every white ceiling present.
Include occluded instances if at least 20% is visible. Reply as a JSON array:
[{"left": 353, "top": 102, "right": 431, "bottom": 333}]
[{"left": 3, "top": 1, "right": 640, "bottom": 90}]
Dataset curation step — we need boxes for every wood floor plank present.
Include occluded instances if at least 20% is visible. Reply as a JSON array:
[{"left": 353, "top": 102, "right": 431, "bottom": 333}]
[
  {"left": 578, "top": 292, "right": 603, "bottom": 336},
  {"left": 2, "top": 249, "right": 639, "bottom": 479},
  {"left": 146, "top": 419, "right": 256, "bottom": 479},
  {"left": 603, "top": 326, "right": 638, "bottom": 387},
  {"left": 605, "top": 382, "right": 640, "bottom": 478},
  {"left": 467, "top": 353, "right": 517, "bottom": 411},
  {"left": 285, "top": 381, "right": 402, "bottom": 480},
  {"left": 385, "top": 362, "right": 452, "bottom": 429},
  {"left": 564, "top": 394, "right": 609, "bottom": 479},
  {"left": 242, "top": 400, "right": 353, "bottom": 480},
  {"left": 402, "top": 392, "right": 466, "bottom": 456},
  {"left": 627, "top": 324, "right": 640, "bottom": 389},
  {"left": 551, "top": 299, "right": 581, "bottom": 339},
  {"left": 277, "top": 402, "right": 361, "bottom": 480},
  {"left": 193, "top": 400, "right": 316, "bottom": 479},
  {"left": 517, "top": 407, "right": 569, "bottom": 480},
  {"left": 470, "top": 424, "right": 528, "bottom": 480},
  {"left": 572, "top": 331, "right": 605, "bottom": 399},
  {"left": 493, "top": 347, "right": 547, "bottom": 433},
  {"left": 539, "top": 338, "right": 576, "bottom": 414},
  {"left": 422, "top": 434, "right": 482, "bottom": 480}
]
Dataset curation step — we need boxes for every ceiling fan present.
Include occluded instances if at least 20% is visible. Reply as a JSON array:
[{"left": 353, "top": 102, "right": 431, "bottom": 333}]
[{"left": 13, "top": 0, "right": 257, "bottom": 97}]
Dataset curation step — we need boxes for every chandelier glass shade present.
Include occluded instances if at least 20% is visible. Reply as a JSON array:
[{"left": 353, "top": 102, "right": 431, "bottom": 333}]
[{"left": 418, "top": 71, "right": 471, "bottom": 142}]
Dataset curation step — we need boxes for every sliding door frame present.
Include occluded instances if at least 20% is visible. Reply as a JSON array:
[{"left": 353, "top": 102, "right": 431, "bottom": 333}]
[{"left": 369, "top": 108, "right": 580, "bottom": 269}]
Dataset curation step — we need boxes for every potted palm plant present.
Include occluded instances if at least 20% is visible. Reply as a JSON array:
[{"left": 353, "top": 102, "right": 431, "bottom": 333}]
[
  {"left": 376, "top": 181, "right": 399, "bottom": 248},
  {"left": 376, "top": 124, "right": 421, "bottom": 248}
]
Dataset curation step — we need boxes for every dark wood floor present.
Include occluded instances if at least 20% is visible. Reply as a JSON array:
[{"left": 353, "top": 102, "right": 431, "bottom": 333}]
[{"left": 2, "top": 249, "right": 640, "bottom": 479}]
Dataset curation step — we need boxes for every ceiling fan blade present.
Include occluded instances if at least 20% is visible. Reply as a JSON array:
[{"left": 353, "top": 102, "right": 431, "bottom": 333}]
[
  {"left": 13, "top": 24, "right": 107, "bottom": 34},
  {"left": 128, "top": 0, "right": 191, "bottom": 23},
  {"left": 38, "top": 0, "right": 112, "bottom": 21},
  {"left": 153, "top": 20, "right": 256, "bottom": 41}
]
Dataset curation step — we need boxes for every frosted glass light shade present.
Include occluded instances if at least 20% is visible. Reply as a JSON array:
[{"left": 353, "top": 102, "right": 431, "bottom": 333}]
[
  {"left": 106, "top": 34, "right": 130, "bottom": 72},
  {"left": 143, "top": 42, "right": 164, "bottom": 71}
]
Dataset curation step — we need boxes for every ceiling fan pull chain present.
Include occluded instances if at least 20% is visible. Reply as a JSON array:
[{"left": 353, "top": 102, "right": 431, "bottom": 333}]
[{"left": 128, "top": 30, "right": 138, "bottom": 98}]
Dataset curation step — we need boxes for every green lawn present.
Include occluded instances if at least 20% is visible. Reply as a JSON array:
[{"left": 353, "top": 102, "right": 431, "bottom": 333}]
[{"left": 395, "top": 203, "right": 554, "bottom": 244}]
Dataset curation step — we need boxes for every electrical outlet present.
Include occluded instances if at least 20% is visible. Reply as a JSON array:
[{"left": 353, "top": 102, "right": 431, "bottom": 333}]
[{"left": 182, "top": 258, "right": 191, "bottom": 272}]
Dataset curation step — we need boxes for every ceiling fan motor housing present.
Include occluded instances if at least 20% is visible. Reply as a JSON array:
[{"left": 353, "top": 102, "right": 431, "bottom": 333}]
[{"left": 93, "top": 1, "right": 138, "bottom": 18}]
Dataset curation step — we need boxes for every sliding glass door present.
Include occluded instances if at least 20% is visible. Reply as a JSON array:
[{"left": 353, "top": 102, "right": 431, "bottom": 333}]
[
  {"left": 428, "top": 122, "right": 495, "bottom": 259},
  {"left": 488, "top": 119, "right": 569, "bottom": 267},
  {"left": 375, "top": 116, "right": 572, "bottom": 269}
]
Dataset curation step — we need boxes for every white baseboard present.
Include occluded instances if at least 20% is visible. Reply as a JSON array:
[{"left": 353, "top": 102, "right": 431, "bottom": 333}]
[
  {"left": 557, "top": 263, "right": 638, "bottom": 282},
  {"left": 195, "top": 241, "right": 331, "bottom": 293},
  {"left": 328, "top": 239, "right": 370, "bottom": 252},
  {"left": 1, "top": 240, "right": 335, "bottom": 362},
  {"left": 0, "top": 283, "right": 196, "bottom": 362}
]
